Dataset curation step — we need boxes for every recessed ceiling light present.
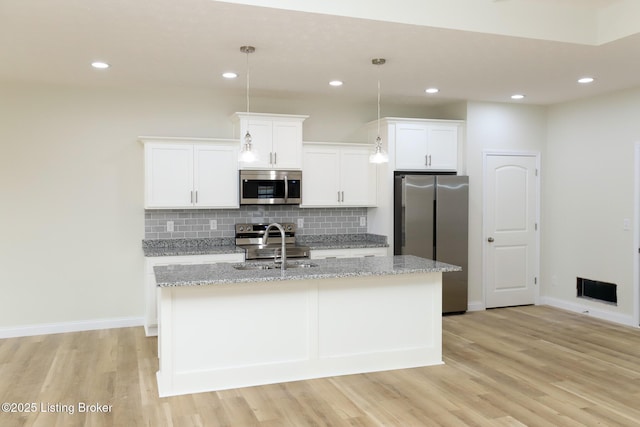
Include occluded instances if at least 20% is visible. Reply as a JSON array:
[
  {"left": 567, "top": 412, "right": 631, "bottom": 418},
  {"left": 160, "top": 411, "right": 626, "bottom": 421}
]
[
  {"left": 223, "top": 72, "right": 238, "bottom": 79},
  {"left": 91, "top": 61, "right": 110, "bottom": 69},
  {"left": 577, "top": 77, "right": 595, "bottom": 84},
  {"left": 511, "top": 94, "right": 525, "bottom": 100},
  {"left": 425, "top": 88, "right": 439, "bottom": 94},
  {"left": 329, "top": 80, "right": 343, "bottom": 87}
]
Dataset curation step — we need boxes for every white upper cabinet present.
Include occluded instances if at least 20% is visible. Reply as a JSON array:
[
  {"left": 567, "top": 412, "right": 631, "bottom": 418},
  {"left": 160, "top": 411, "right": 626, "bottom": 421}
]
[
  {"left": 395, "top": 122, "right": 459, "bottom": 171},
  {"left": 372, "top": 118, "right": 462, "bottom": 172},
  {"left": 301, "top": 143, "right": 377, "bottom": 207},
  {"left": 142, "top": 137, "right": 239, "bottom": 209},
  {"left": 232, "top": 113, "right": 308, "bottom": 170}
]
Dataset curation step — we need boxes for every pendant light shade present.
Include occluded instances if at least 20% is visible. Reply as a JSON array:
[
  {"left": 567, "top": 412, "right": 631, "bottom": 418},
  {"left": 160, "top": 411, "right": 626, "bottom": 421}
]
[
  {"left": 239, "top": 45, "right": 258, "bottom": 162},
  {"left": 239, "top": 131, "right": 257, "bottom": 162},
  {"left": 369, "top": 137, "right": 388, "bottom": 163},
  {"left": 369, "top": 58, "right": 389, "bottom": 164}
]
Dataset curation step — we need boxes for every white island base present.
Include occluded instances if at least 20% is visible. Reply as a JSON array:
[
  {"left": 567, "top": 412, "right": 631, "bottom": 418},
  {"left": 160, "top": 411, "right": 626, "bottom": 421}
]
[{"left": 156, "top": 272, "right": 443, "bottom": 397}]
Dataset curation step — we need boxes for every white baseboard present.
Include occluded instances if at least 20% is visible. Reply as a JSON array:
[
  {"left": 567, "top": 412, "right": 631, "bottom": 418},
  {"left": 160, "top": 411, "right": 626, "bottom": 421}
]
[
  {"left": 467, "top": 301, "right": 485, "bottom": 312},
  {"left": 145, "top": 324, "right": 158, "bottom": 337},
  {"left": 0, "top": 317, "right": 145, "bottom": 339},
  {"left": 540, "top": 296, "right": 637, "bottom": 328}
]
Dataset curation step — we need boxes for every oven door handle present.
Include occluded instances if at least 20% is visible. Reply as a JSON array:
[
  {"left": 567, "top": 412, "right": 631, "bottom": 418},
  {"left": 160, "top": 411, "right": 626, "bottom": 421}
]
[{"left": 284, "top": 174, "right": 289, "bottom": 203}]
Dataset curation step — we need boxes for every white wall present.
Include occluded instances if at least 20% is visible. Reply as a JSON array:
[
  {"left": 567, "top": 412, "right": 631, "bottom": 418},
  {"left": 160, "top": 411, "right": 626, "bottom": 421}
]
[
  {"left": 465, "top": 102, "right": 547, "bottom": 309},
  {"left": 543, "top": 88, "right": 640, "bottom": 321},
  {"left": 0, "top": 83, "right": 228, "bottom": 331},
  {"left": 0, "top": 82, "right": 436, "bottom": 333},
  {"left": 6, "top": 79, "right": 637, "bottom": 333}
]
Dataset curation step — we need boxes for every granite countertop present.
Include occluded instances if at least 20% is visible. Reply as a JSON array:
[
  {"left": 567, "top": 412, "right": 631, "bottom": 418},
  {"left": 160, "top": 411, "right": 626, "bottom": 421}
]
[
  {"left": 142, "top": 233, "right": 388, "bottom": 257},
  {"left": 298, "top": 233, "right": 388, "bottom": 250},
  {"left": 154, "top": 255, "right": 460, "bottom": 287},
  {"left": 142, "top": 238, "right": 244, "bottom": 257}
]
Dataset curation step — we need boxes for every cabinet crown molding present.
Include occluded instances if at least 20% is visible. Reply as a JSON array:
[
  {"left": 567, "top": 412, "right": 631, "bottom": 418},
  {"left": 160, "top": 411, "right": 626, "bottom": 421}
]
[
  {"left": 303, "top": 141, "right": 373, "bottom": 147},
  {"left": 231, "top": 112, "right": 309, "bottom": 122},
  {"left": 138, "top": 136, "right": 239, "bottom": 145},
  {"left": 366, "top": 117, "right": 465, "bottom": 127}
]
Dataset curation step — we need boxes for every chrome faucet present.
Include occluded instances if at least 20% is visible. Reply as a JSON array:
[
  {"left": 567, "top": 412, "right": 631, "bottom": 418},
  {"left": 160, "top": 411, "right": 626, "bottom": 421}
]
[{"left": 264, "top": 223, "right": 287, "bottom": 271}]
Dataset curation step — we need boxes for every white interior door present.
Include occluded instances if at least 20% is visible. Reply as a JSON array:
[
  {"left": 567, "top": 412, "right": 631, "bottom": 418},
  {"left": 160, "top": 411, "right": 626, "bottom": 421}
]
[{"left": 484, "top": 153, "right": 539, "bottom": 308}]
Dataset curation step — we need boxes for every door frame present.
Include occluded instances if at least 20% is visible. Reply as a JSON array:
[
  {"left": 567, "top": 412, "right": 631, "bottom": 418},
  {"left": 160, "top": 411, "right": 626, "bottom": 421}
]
[
  {"left": 633, "top": 142, "right": 640, "bottom": 327},
  {"left": 482, "top": 150, "right": 541, "bottom": 308}
]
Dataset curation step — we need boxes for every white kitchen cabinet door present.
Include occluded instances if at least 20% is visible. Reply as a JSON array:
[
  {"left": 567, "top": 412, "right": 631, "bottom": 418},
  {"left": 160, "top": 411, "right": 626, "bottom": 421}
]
[
  {"left": 145, "top": 143, "right": 194, "bottom": 208},
  {"left": 242, "top": 120, "right": 273, "bottom": 169},
  {"left": 340, "top": 147, "right": 376, "bottom": 206},
  {"left": 194, "top": 144, "right": 239, "bottom": 208},
  {"left": 395, "top": 124, "right": 429, "bottom": 170},
  {"left": 302, "top": 146, "right": 341, "bottom": 206},
  {"left": 271, "top": 120, "right": 303, "bottom": 169},
  {"left": 426, "top": 125, "right": 458, "bottom": 171}
]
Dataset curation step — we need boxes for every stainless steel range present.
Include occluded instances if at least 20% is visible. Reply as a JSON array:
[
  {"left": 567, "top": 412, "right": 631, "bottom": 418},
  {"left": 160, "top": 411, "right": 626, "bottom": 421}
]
[{"left": 235, "top": 223, "right": 310, "bottom": 260}]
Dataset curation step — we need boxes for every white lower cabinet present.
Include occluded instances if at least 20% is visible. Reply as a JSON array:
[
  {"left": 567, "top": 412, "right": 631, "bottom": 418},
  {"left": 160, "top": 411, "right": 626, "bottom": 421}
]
[
  {"left": 310, "top": 247, "right": 388, "bottom": 259},
  {"left": 144, "top": 253, "right": 244, "bottom": 336},
  {"left": 302, "top": 143, "right": 377, "bottom": 207}
]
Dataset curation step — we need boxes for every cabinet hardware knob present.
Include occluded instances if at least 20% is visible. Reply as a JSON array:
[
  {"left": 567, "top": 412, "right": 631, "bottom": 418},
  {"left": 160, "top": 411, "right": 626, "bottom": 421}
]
[{"left": 487, "top": 237, "right": 494, "bottom": 243}]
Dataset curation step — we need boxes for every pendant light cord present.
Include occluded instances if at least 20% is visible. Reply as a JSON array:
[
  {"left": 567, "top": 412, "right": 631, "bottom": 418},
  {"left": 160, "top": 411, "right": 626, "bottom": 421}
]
[
  {"left": 373, "top": 58, "right": 385, "bottom": 143},
  {"left": 377, "top": 75, "right": 381, "bottom": 141},
  {"left": 246, "top": 50, "right": 250, "bottom": 114}
]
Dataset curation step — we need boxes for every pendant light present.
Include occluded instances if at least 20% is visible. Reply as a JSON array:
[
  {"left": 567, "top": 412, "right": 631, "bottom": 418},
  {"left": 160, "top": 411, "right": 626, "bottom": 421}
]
[
  {"left": 239, "top": 45, "right": 258, "bottom": 163},
  {"left": 369, "top": 58, "right": 389, "bottom": 164}
]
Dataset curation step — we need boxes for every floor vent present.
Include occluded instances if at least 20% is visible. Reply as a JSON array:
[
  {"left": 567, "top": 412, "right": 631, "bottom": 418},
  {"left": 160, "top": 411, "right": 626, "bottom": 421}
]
[{"left": 576, "top": 277, "right": 617, "bottom": 305}]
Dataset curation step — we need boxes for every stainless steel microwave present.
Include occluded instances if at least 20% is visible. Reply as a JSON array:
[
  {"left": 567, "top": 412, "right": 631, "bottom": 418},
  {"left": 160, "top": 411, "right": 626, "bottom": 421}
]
[{"left": 239, "top": 170, "right": 302, "bottom": 205}]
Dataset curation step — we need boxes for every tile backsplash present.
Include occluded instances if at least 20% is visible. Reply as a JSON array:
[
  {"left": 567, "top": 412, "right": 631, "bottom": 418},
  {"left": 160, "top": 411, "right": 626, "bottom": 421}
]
[{"left": 144, "top": 206, "right": 368, "bottom": 239}]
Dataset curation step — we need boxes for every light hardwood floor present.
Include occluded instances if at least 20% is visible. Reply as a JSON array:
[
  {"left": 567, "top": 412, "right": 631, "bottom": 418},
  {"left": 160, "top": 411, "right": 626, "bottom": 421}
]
[{"left": 1, "top": 305, "right": 640, "bottom": 426}]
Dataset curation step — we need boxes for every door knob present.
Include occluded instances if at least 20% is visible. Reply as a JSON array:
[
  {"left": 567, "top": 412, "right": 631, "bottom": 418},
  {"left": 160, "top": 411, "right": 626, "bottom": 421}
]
[{"left": 487, "top": 237, "right": 494, "bottom": 243}]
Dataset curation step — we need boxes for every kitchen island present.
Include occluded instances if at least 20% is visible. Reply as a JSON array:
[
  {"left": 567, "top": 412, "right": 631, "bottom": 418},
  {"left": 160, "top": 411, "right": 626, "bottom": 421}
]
[{"left": 153, "top": 255, "right": 460, "bottom": 397}]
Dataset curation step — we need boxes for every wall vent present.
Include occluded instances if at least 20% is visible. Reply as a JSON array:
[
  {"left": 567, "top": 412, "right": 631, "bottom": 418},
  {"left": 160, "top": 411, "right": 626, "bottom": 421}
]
[{"left": 576, "top": 277, "right": 617, "bottom": 305}]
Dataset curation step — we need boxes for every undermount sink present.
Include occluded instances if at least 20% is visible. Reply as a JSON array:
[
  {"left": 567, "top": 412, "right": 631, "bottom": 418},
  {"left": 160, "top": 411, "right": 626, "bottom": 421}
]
[{"left": 233, "top": 261, "right": 318, "bottom": 271}]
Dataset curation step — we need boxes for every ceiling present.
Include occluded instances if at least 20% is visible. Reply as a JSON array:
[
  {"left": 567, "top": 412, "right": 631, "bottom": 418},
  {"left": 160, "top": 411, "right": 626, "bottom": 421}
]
[{"left": 1, "top": 0, "right": 639, "bottom": 106}]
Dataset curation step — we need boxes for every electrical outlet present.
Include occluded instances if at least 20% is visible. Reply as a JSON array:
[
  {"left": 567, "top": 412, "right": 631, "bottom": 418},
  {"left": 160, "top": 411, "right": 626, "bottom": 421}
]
[
  {"left": 210, "top": 220, "right": 217, "bottom": 230},
  {"left": 297, "top": 218, "right": 304, "bottom": 228},
  {"left": 360, "top": 216, "right": 366, "bottom": 227},
  {"left": 167, "top": 221, "right": 174, "bottom": 232},
  {"left": 623, "top": 218, "right": 630, "bottom": 230}
]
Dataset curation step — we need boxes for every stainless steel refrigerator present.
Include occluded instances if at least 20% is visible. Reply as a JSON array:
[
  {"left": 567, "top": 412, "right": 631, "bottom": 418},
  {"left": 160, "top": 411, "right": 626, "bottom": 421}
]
[{"left": 394, "top": 174, "right": 469, "bottom": 314}]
